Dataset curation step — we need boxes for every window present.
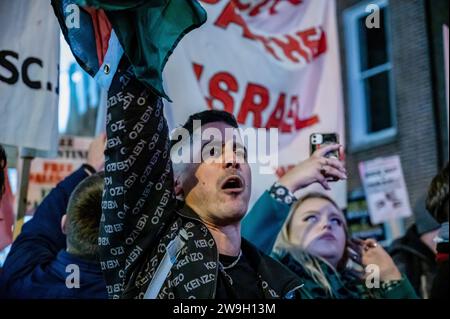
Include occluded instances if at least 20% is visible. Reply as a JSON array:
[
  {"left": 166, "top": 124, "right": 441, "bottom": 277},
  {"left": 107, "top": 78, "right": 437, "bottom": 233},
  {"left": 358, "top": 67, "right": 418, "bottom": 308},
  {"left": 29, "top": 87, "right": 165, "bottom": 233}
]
[{"left": 344, "top": 0, "right": 397, "bottom": 151}]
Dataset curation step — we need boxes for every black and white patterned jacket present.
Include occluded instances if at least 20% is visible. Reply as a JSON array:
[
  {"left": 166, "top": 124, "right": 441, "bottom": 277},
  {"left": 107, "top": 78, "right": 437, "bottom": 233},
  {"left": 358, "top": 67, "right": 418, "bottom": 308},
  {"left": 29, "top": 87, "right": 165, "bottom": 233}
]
[{"left": 100, "top": 59, "right": 306, "bottom": 299}]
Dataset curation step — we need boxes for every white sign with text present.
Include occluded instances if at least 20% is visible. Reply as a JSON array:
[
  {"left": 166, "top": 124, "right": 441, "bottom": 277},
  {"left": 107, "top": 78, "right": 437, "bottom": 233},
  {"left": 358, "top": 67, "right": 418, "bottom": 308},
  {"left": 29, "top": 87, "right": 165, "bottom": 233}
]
[{"left": 359, "top": 156, "right": 412, "bottom": 225}]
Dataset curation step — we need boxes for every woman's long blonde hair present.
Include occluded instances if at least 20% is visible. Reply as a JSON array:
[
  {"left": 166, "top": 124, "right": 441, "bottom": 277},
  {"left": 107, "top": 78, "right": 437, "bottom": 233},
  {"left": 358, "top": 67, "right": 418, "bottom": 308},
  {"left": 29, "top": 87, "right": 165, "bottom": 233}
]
[{"left": 273, "top": 192, "right": 351, "bottom": 297}]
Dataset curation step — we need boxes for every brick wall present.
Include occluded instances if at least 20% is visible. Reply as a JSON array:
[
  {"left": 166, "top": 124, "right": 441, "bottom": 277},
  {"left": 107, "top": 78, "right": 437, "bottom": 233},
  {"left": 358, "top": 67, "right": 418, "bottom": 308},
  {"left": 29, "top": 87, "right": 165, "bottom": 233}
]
[{"left": 336, "top": 0, "right": 440, "bottom": 213}]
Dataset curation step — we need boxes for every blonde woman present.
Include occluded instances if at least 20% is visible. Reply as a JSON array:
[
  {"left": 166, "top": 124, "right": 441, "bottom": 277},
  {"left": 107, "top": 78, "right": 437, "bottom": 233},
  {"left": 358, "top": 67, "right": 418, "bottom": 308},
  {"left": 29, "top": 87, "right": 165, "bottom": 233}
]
[
  {"left": 272, "top": 193, "right": 418, "bottom": 298},
  {"left": 243, "top": 152, "right": 417, "bottom": 299}
]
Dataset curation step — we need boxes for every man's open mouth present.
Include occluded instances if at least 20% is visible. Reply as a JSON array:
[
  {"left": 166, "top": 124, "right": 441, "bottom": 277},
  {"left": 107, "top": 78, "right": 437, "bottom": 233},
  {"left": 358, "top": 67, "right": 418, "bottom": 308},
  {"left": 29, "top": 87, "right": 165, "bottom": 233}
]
[{"left": 220, "top": 176, "right": 245, "bottom": 193}]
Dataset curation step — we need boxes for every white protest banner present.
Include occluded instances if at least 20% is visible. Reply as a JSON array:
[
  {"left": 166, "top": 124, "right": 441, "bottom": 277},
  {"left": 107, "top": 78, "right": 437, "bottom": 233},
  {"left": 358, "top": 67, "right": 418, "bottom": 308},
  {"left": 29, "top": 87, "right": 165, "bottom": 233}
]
[
  {"left": 164, "top": 0, "right": 346, "bottom": 206},
  {"left": 358, "top": 156, "right": 413, "bottom": 225},
  {"left": 25, "top": 136, "right": 92, "bottom": 215},
  {"left": 0, "top": 0, "right": 60, "bottom": 152}
]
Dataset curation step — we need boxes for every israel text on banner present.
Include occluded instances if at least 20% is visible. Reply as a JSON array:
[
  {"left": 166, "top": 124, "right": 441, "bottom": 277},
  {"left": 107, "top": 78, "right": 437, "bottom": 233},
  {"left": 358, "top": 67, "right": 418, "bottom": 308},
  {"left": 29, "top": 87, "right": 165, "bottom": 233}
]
[
  {"left": 0, "top": 0, "right": 60, "bottom": 152},
  {"left": 163, "top": 0, "right": 346, "bottom": 206}
]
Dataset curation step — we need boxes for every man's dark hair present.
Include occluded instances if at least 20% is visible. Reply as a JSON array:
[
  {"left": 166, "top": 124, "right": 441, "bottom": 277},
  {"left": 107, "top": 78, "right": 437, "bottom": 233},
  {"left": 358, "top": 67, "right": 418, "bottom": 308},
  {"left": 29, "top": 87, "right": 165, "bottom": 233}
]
[
  {"left": 66, "top": 172, "right": 104, "bottom": 260},
  {"left": 170, "top": 110, "right": 238, "bottom": 147},
  {"left": 0, "top": 145, "right": 7, "bottom": 201},
  {"left": 426, "top": 163, "right": 449, "bottom": 223}
]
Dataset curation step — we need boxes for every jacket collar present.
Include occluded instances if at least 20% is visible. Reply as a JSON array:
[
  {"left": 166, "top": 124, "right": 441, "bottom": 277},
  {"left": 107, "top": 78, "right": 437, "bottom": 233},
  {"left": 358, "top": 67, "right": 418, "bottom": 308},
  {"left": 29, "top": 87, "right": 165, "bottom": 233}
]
[
  {"left": 177, "top": 204, "right": 304, "bottom": 298},
  {"left": 177, "top": 203, "right": 203, "bottom": 221},
  {"left": 55, "top": 251, "right": 103, "bottom": 274}
]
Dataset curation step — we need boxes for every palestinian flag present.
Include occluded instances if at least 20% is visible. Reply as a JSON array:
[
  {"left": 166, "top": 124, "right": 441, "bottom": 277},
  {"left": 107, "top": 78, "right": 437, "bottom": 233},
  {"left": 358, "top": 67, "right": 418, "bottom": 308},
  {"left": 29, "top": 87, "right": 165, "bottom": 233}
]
[{"left": 51, "top": 0, "right": 207, "bottom": 100}]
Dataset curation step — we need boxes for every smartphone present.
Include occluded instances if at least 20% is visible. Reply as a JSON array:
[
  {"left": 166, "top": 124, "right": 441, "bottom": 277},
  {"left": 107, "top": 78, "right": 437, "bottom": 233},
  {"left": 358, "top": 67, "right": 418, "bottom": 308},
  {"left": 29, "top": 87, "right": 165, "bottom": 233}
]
[{"left": 310, "top": 133, "right": 340, "bottom": 159}]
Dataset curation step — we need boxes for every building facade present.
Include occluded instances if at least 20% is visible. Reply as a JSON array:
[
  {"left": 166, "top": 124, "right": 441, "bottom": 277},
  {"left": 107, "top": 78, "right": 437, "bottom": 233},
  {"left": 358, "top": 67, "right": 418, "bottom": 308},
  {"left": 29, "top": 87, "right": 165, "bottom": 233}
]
[{"left": 337, "top": 0, "right": 449, "bottom": 236}]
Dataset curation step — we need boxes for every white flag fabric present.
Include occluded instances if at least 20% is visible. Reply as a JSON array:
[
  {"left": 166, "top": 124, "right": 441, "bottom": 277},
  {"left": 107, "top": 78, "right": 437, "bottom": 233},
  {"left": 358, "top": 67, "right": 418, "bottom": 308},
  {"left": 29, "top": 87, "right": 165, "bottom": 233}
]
[
  {"left": 0, "top": 0, "right": 60, "bottom": 152},
  {"left": 164, "top": 0, "right": 346, "bottom": 207}
]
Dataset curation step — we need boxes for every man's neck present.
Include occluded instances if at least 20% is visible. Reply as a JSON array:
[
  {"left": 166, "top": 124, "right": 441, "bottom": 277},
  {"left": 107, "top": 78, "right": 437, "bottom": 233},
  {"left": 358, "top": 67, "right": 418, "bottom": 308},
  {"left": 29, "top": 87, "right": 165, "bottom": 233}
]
[
  {"left": 66, "top": 247, "right": 97, "bottom": 262},
  {"left": 206, "top": 223, "right": 241, "bottom": 256},
  {"left": 184, "top": 203, "right": 242, "bottom": 256}
]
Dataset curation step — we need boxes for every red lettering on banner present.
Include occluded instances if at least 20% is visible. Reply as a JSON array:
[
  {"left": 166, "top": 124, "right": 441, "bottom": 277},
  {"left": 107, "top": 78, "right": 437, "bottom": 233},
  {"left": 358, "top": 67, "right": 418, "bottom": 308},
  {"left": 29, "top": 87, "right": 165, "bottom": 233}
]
[
  {"left": 237, "top": 83, "right": 270, "bottom": 127},
  {"left": 281, "top": 96, "right": 319, "bottom": 133},
  {"left": 269, "top": 0, "right": 303, "bottom": 15},
  {"left": 207, "top": 71, "right": 238, "bottom": 113},
  {"left": 193, "top": 63, "right": 204, "bottom": 82},
  {"left": 253, "top": 34, "right": 281, "bottom": 60},
  {"left": 42, "top": 162, "right": 73, "bottom": 173},
  {"left": 299, "top": 28, "right": 327, "bottom": 57},
  {"left": 205, "top": 0, "right": 303, "bottom": 17},
  {"left": 214, "top": 1, "right": 326, "bottom": 64},
  {"left": 270, "top": 35, "right": 311, "bottom": 64},
  {"left": 29, "top": 162, "right": 74, "bottom": 184},
  {"left": 247, "top": 0, "right": 270, "bottom": 16},
  {"left": 215, "top": 2, "right": 255, "bottom": 39},
  {"left": 266, "top": 93, "right": 286, "bottom": 128},
  {"left": 245, "top": 0, "right": 303, "bottom": 17},
  {"left": 281, "top": 96, "right": 299, "bottom": 133},
  {"left": 198, "top": 63, "right": 319, "bottom": 133},
  {"left": 233, "top": 0, "right": 251, "bottom": 10}
]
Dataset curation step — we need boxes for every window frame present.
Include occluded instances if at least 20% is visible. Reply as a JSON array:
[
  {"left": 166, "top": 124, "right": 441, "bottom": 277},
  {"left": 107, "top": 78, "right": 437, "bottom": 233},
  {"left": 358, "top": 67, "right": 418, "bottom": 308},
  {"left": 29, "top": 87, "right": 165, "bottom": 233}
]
[{"left": 344, "top": 0, "right": 397, "bottom": 152}]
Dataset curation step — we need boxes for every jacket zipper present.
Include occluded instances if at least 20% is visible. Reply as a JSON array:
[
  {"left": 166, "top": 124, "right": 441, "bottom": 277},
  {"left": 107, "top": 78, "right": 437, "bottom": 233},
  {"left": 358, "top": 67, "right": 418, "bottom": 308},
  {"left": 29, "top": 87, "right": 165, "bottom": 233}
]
[
  {"left": 176, "top": 210, "right": 219, "bottom": 298},
  {"left": 285, "top": 284, "right": 308, "bottom": 299}
]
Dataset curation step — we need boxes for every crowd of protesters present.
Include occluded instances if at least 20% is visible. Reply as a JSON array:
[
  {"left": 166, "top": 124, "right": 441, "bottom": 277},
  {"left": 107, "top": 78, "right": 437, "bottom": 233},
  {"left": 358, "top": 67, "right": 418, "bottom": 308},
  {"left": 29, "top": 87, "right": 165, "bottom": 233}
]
[
  {"left": 0, "top": 0, "right": 448, "bottom": 300},
  {"left": 0, "top": 133, "right": 447, "bottom": 299}
]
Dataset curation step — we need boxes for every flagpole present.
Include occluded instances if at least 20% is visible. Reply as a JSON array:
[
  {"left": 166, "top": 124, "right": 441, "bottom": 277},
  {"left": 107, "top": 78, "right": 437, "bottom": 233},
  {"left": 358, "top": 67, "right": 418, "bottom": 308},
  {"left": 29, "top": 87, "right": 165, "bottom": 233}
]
[{"left": 12, "top": 152, "right": 34, "bottom": 239}]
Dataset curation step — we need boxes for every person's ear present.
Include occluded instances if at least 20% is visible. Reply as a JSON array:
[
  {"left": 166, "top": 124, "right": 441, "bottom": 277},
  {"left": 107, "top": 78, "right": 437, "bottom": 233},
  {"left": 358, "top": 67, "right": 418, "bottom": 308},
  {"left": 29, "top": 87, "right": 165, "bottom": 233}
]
[
  {"left": 61, "top": 214, "right": 68, "bottom": 235},
  {"left": 174, "top": 177, "right": 184, "bottom": 200}
]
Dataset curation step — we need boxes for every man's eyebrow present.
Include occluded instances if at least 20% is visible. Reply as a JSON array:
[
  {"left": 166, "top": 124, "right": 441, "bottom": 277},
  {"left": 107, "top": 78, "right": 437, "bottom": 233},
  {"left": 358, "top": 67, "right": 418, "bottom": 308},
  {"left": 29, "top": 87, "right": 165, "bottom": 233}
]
[
  {"left": 200, "top": 140, "right": 222, "bottom": 152},
  {"left": 200, "top": 140, "right": 248, "bottom": 155},
  {"left": 234, "top": 142, "right": 247, "bottom": 152}
]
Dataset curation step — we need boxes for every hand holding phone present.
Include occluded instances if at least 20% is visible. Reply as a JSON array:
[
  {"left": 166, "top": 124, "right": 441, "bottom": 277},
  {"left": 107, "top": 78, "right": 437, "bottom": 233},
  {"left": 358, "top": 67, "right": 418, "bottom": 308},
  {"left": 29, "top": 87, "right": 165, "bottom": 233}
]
[
  {"left": 310, "top": 133, "right": 340, "bottom": 159},
  {"left": 278, "top": 134, "right": 346, "bottom": 192},
  {"left": 310, "top": 133, "right": 344, "bottom": 183}
]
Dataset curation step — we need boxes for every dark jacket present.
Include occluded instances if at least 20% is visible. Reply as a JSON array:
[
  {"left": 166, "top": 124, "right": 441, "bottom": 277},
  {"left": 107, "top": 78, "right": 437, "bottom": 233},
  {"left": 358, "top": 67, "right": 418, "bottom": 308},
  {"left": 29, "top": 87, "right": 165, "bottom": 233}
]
[
  {"left": 0, "top": 167, "right": 107, "bottom": 299},
  {"left": 431, "top": 242, "right": 449, "bottom": 299},
  {"left": 277, "top": 252, "right": 417, "bottom": 299},
  {"left": 99, "top": 60, "right": 307, "bottom": 299},
  {"left": 123, "top": 205, "right": 308, "bottom": 299},
  {"left": 389, "top": 225, "right": 437, "bottom": 298}
]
